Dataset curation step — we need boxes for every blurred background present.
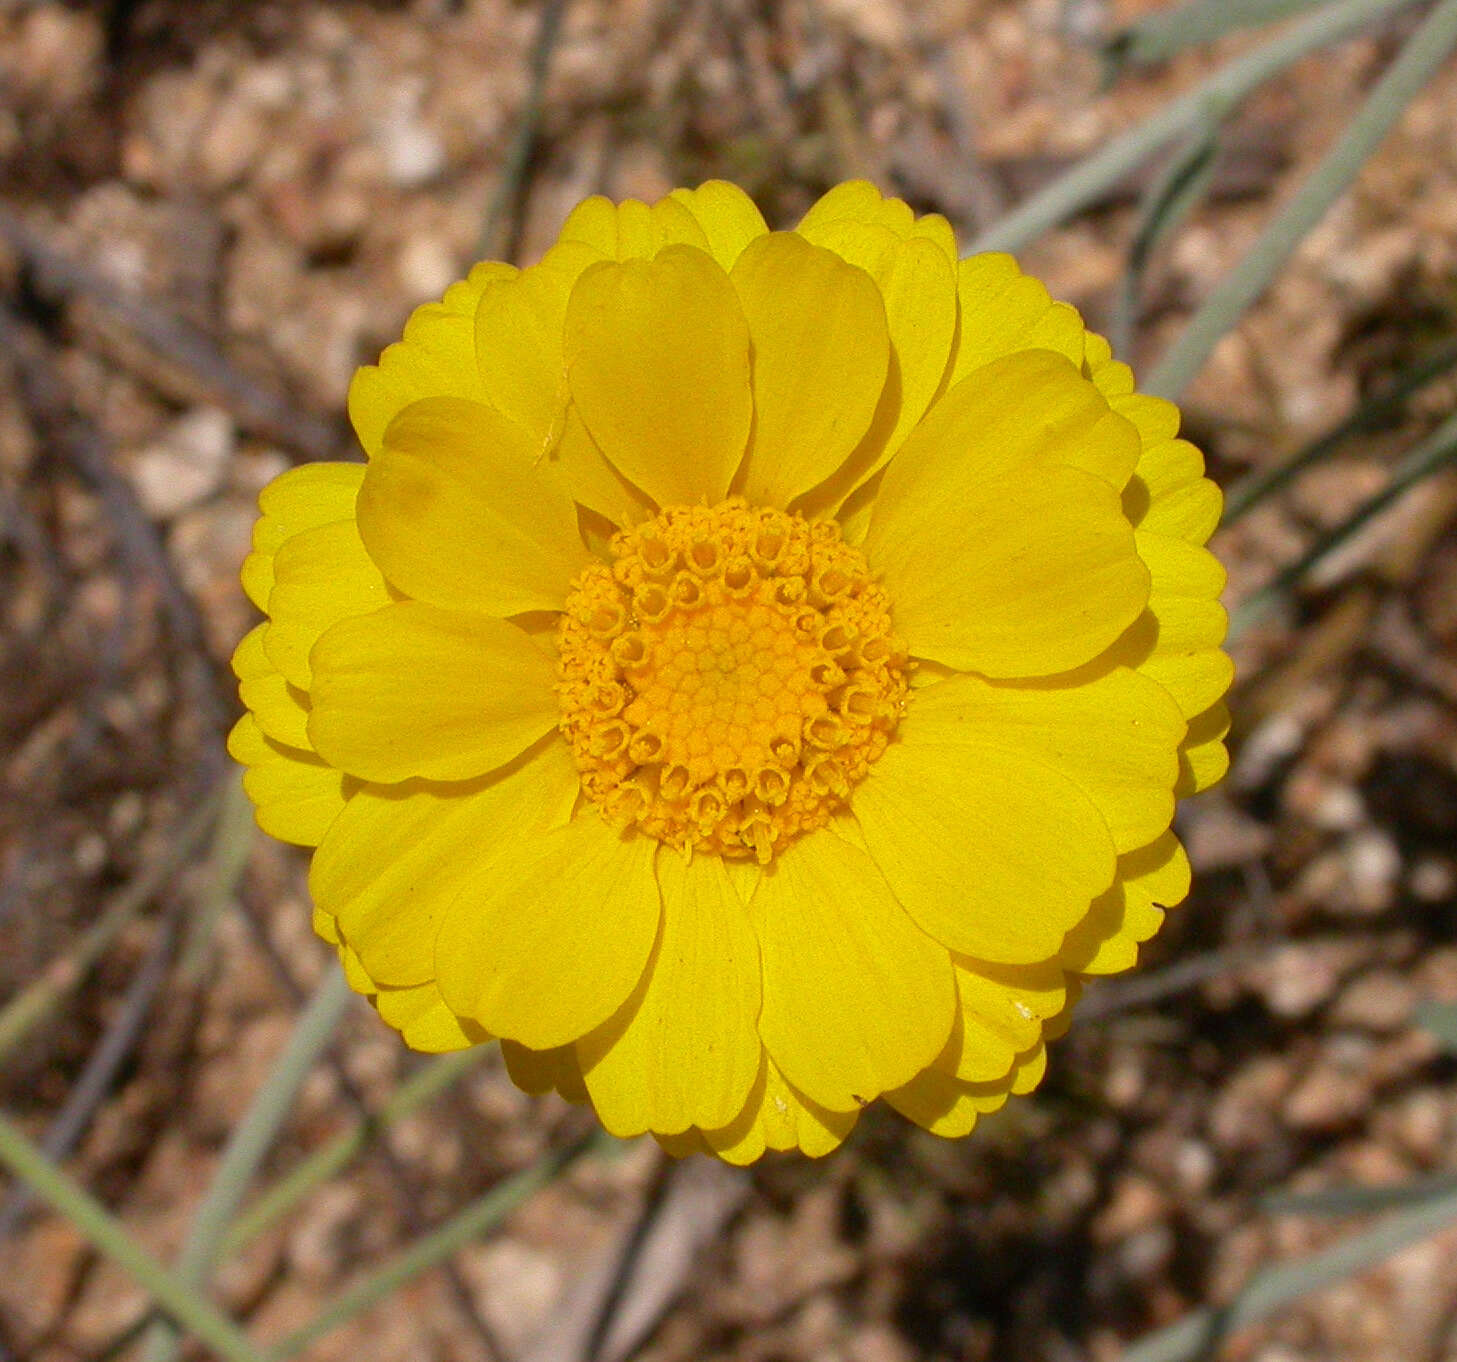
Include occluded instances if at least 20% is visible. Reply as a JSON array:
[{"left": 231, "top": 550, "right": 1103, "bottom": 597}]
[{"left": 2, "top": 1, "right": 1457, "bottom": 1359}]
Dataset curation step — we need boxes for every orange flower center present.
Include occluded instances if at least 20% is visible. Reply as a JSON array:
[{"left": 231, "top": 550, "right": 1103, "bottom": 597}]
[{"left": 556, "top": 498, "right": 907, "bottom": 863}]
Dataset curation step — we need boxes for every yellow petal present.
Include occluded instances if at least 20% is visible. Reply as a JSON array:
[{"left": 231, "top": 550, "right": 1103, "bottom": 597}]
[
  {"left": 262, "top": 519, "right": 392, "bottom": 689},
  {"left": 435, "top": 815, "right": 660, "bottom": 1049},
  {"left": 348, "top": 264, "right": 517, "bottom": 458},
  {"left": 655, "top": 1128, "right": 709, "bottom": 1158},
  {"left": 501, "top": 1040, "right": 590, "bottom": 1102},
  {"left": 1084, "top": 330, "right": 1114, "bottom": 374},
  {"left": 579, "top": 851, "right": 761, "bottom": 1136},
  {"left": 1126, "top": 530, "right": 1232, "bottom": 719},
  {"left": 1044, "top": 978, "right": 1082, "bottom": 1040},
  {"left": 357, "top": 397, "right": 588, "bottom": 616},
  {"left": 851, "top": 734, "right": 1117, "bottom": 963},
  {"left": 647, "top": 195, "right": 712, "bottom": 252},
  {"left": 469, "top": 241, "right": 603, "bottom": 453},
  {"left": 728, "top": 232, "right": 889, "bottom": 507},
  {"left": 1059, "top": 831, "right": 1190, "bottom": 975},
  {"left": 239, "top": 670, "right": 312, "bottom": 752},
  {"left": 935, "top": 958, "right": 1066, "bottom": 1083},
  {"left": 907, "top": 668, "right": 1186, "bottom": 853},
  {"left": 700, "top": 1056, "right": 858, "bottom": 1163},
  {"left": 1087, "top": 346, "right": 1134, "bottom": 397},
  {"left": 473, "top": 235, "right": 658, "bottom": 529},
  {"left": 565, "top": 246, "right": 752, "bottom": 506},
  {"left": 1111, "top": 391, "right": 1181, "bottom": 444},
  {"left": 556, "top": 195, "right": 695, "bottom": 260},
  {"left": 311, "top": 739, "right": 579, "bottom": 986},
  {"left": 791, "top": 224, "right": 958, "bottom": 513},
  {"left": 949, "top": 254, "right": 1084, "bottom": 388},
  {"left": 227, "top": 714, "right": 346, "bottom": 847},
  {"left": 1177, "top": 701, "right": 1231, "bottom": 796},
  {"left": 667, "top": 181, "right": 770, "bottom": 269},
  {"left": 799, "top": 180, "right": 914, "bottom": 238},
  {"left": 873, "top": 348, "right": 1141, "bottom": 497},
  {"left": 860, "top": 235, "right": 959, "bottom": 448},
  {"left": 232, "top": 624, "right": 314, "bottom": 750},
  {"left": 555, "top": 193, "right": 717, "bottom": 261},
  {"left": 254, "top": 462, "right": 367, "bottom": 545},
  {"left": 751, "top": 831, "right": 954, "bottom": 1112},
  {"left": 1009, "top": 1042, "right": 1048, "bottom": 1094},
  {"left": 796, "top": 180, "right": 957, "bottom": 262},
  {"left": 471, "top": 236, "right": 655, "bottom": 530},
  {"left": 864, "top": 350, "right": 1148, "bottom": 675},
  {"left": 241, "top": 552, "right": 274, "bottom": 615},
  {"left": 307, "top": 602, "right": 560, "bottom": 783},
  {"left": 868, "top": 459, "right": 1147, "bottom": 677},
  {"left": 1127, "top": 438, "right": 1222, "bottom": 546},
  {"left": 231, "top": 620, "right": 272, "bottom": 681},
  {"left": 374, "top": 981, "right": 488, "bottom": 1052},
  {"left": 549, "top": 407, "right": 656, "bottom": 529},
  {"left": 557, "top": 195, "right": 631, "bottom": 255},
  {"left": 339, "top": 941, "right": 374, "bottom": 994},
  {"left": 884, "top": 1066, "right": 1012, "bottom": 1138},
  {"left": 313, "top": 905, "right": 339, "bottom": 944},
  {"left": 473, "top": 260, "right": 576, "bottom": 454},
  {"left": 244, "top": 463, "right": 366, "bottom": 610}
]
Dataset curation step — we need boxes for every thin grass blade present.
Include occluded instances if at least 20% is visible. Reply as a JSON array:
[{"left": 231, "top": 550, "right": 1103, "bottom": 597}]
[
  {"left": 968, "top": 0, "right": 1418, "bottom": 255},
  {"left": 1223, "top": 337, "right": 1457, "bottom": 523},
  {"left": 1414, "top": 1000, "right": 1457, "bottom": 1053},
  {"left": 140, "top": 966, "right": 355, "bottom": 1362},
  {"left": 1105, "top": 0, "right": 1348, "bottom": 72},
  {"left": 263, "top": 1129, "right": 608, "bottom": 1362},
  {"left": 1231, "top": 406, "right": 1457, "bottom": 638},
  {"left": 1146, "top": 0, "right": 1457, "bottom": 399},
  {"left": 0, "top": 1112, "right": 265, "bottom": 1362},
  {"left": 222, "top": 1047, "right": 486, "bottom": 1255},
  {"left": 1263, "top": 1173, "right": 1457, "bottom": 1217},
  {"left": 1109, "top": 103, "right": 1226, "bottom": 354},
  {"left": 1120, "top": 1180, "right": 1457, "bottom": 1361},
  {"left": 0, "top": 782, "right": 223, "bottom": 1063}
]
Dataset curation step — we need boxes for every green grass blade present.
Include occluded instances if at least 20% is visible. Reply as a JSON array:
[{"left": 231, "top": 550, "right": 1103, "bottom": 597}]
[
  {"left": 1414, "top": 1000, "right": 1457, "bottom": 1052},
  {"left": 0, "top": 1111, "right": 265, "bottom": 1362},
  {"left": 1109, "top": 103, "right": 1226, "bottom": 354},
  {"left": 179, "top": 775, "right": 256, "bottom": 982},
  {"left": 1264, "top": 1173, "right": 1457, "bottom": 1217},
  {"left": 1222, "top": 337, "right": 1457, "bottom": 523},
  {"left": 222, "top": 1047, "right": 485, "bottom": 1255},
  {"left": 1120, "top": 1180, "right": 1457, "bottom": 1361},
  {"left": 1230, "top": 407, "right": 1457, "bottom": 639},
  {"left": 1145, "top": 0, "right": 1457, "bottom": 399},
  {"left": 967, "top": 0, "right": 1418, "bottom": 256},
  {"left": 1106, "top": 0, "right": 1343, "bottom": 71},
  {"left": 0, "top": 782, "right": 223, "bottom": 1063},
  {"left": 140, "top": 967, "right": 355, "bottom": 1362},
  {"left": 263, "top": 1129, "right": 607, "bottom": 1361}
]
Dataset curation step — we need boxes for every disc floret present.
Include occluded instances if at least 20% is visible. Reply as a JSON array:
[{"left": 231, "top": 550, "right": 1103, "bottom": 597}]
[{"left": 556, "top": 498, "right": 907, "bottom": 862}]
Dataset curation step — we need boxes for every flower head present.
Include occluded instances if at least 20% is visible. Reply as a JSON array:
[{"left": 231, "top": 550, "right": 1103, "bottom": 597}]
[{"left": 230, "top": 180, "right": 1232, "bottom": 1161}]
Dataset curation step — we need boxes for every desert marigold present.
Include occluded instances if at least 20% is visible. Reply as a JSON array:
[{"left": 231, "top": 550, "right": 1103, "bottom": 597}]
[{"left": 229, "top": 180, "right": 1232, "bottom": 1161}]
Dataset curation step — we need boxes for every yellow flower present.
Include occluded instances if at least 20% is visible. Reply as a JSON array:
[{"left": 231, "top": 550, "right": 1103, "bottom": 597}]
[{"left": 229, "top": 180, "right": 1232, "bottom": 1161}]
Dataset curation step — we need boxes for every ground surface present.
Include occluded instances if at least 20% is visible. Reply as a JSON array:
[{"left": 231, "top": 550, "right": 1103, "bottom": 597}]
[{"left": 2, "top": 1, "right": 1457, "bottom": 1360}]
